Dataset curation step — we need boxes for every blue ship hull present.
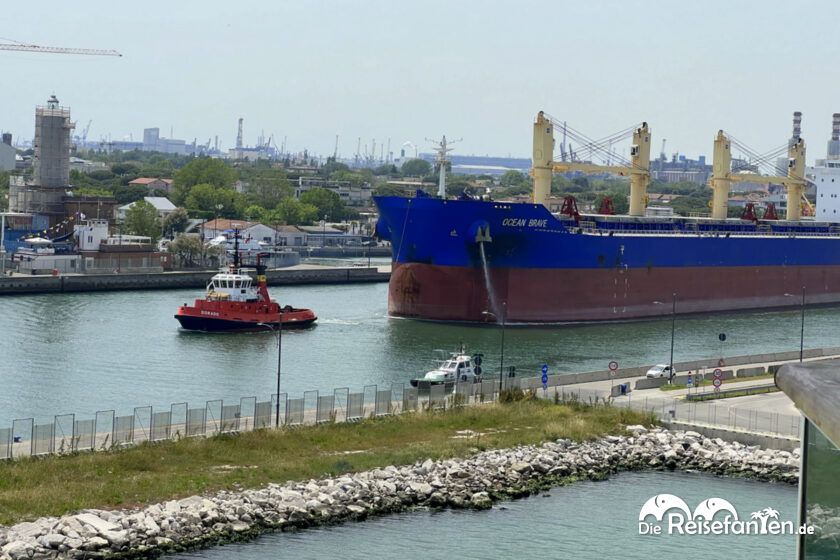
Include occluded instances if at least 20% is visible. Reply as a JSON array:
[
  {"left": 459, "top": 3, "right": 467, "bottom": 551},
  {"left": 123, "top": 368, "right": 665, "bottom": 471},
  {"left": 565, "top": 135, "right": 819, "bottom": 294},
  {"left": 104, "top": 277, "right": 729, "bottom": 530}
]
[{"left": 374, "top": 194, "right": 840, "bottom": 323}]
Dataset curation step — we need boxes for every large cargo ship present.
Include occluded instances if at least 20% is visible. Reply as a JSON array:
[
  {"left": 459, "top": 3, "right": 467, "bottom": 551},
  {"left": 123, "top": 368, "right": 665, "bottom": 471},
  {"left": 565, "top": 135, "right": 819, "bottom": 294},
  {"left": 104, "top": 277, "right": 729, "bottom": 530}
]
[{"left": 374, "top": 112, "right": 840, "bottom": 323}]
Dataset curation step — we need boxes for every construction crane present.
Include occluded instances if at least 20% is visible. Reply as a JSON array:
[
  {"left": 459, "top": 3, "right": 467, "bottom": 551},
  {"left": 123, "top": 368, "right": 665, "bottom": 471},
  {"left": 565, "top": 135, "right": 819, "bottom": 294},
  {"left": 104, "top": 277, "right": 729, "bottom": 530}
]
[
  {"left": 81, "top": 120, "right": 92, "bottom": 143},
  {"left": 0, "top": 39, "right": 121, "bottom": 57}
]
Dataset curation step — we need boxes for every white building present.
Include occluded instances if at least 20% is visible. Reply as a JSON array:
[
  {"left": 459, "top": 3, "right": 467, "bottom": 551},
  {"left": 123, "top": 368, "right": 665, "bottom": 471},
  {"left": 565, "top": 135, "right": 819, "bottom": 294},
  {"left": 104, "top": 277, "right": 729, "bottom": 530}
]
[
  {"left": 75, "top": 219, "right": 110, "bottom": 251},
  {"left": 117, "top": 197, "right": 177, "bottom": 221},
  {"left": 198, "top": 219, "right": 308, "bottom": 247},
  {"left": 809, "top": 162, "right": 840, "bottom": 221},
  {"left": 295, "top": 177, "right": 373, "bottom": 207}
]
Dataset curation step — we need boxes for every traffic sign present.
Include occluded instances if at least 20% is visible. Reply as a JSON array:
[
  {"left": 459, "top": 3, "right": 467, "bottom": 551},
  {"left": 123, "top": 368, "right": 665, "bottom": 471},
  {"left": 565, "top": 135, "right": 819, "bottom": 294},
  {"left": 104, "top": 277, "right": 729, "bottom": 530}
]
[
  {"left": 687, "top": 376, "right": 693, "bottom": 387},
  {"left": 714, "top": 386, "right": 721, "bottom": 393},
  {"left": 712, "top": 378, "right": 722, "bottom": 388},
  {"left": 713, "top": 368, "right": 723, "bottom": 378},
  {"left": 541, "top": 371, "right": 548, "bottom": 389},
  {"left": 608, "top": 361, "right": 619, "bottom": 371},
  {"left": 541, "top": 363, "right": 548, "bottom": 375}
]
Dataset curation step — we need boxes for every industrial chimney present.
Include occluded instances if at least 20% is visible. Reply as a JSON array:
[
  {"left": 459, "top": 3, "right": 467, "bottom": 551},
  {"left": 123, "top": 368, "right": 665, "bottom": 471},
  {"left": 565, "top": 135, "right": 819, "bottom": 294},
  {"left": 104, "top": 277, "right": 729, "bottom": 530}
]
[
  {"left": 828, "top": 113, "right": 840, "bottom": 160},
  {"left": 792, "top": 111, "right": 802, "bottom": 142}
]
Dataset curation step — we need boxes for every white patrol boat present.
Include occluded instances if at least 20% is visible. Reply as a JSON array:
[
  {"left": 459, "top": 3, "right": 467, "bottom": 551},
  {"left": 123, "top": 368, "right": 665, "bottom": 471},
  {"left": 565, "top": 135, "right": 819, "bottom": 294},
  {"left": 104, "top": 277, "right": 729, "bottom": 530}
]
[{"left": 410, "top": 347, "right": 483, "bottom": 387}]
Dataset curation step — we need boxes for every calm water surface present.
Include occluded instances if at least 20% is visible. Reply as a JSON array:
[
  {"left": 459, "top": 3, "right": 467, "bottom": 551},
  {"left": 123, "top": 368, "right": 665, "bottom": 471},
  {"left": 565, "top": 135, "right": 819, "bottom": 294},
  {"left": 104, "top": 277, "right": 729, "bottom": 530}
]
[
  {"left": 169, "top": 471, "right": 798, "bottom": 560},
  {"left": 0, "top": 280, "right": 838, "bottom": 423}
]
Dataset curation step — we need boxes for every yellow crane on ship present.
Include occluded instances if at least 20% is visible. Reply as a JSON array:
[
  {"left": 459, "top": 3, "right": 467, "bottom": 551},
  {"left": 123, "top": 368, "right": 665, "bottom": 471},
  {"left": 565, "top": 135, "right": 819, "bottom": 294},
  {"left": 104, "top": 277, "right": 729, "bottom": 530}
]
[
  {"left": 709, "top": 130, "right": 807, "bottom": 221},
  {"left": 532, "top": 111, "right": 652, "bottom": 216},
  {"left": 530, "top": 110, "right": 809, "bottom": 221}
]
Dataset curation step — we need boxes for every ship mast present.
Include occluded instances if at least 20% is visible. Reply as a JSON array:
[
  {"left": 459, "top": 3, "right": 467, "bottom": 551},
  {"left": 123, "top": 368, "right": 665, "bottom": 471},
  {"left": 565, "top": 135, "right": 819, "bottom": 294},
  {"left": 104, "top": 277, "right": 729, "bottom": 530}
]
[
  {"left": 427, "top": 135, "right": 461, "bottom": 198},
  {"left": 532, "top": 111, "right": 652, "bottom": 216}
]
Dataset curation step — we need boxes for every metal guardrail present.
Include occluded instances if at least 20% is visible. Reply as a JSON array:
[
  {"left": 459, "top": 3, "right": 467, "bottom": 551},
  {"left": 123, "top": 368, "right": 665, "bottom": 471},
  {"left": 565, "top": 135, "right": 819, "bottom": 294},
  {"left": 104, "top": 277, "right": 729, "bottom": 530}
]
[
  {"left": 611, "top": 394, "right": 801, "bottom": 438},
  {"left": 685, "top": 384, "right": 779, "bottom": 401}
]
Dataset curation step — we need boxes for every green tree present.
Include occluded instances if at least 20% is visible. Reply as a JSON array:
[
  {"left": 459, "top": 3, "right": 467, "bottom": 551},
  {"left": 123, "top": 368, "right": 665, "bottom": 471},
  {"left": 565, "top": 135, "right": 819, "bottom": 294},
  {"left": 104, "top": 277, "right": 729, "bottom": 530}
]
[
  {"left": 88, "top": 169, "right": 115, "bottom": 181},
  {"left": 243, "top": 174, "right": 291, "bottom": 208},
  {"left": 172, "top": 157, "right": 237, "bottom": 204},
  {"left": 299, "top": 187, "right": 347, "bottom": 220},
  {"left": 111, "top": 185, "right": 148, "bottom": 205},
  {"left": 446, "top": 179, "right": 476, "bottom": 197},
  {"left": 374, "top": 164, "right": 399, "bottom": 176},
  {"left": 500, "top": 170, "right": 527, "bottom": 188},
  {"left": 270, "top": 197, "right": 319, "bottom": 225},
  {"left": 243, "top": 204, "right": 267, "bottom": 222},
  {"left": 401, "top": 158, "right": 432, "bottom": 176},
  {"left": 162, "top": 207, "right": 190, "bottom": 238},
  {"left": 111, "top": 162, "right": 141, "bottom": 176},
  {"left": 373, "top": 183, "right": 407, "bottom": 197},
  {"left": 167, "top": 234, "right": 203, "bottom": 268},
  {"left": 319, "top": 160, "right": 350, "bottom": 177},
  {"left": 594, "top": 192, "right": 629, "bottom": 214},
  {"left": 124, "top": 200, "right": 161, "bottom": 243},
  {"left": 185, "top": 183, "right": 244, "bottom": 218}
]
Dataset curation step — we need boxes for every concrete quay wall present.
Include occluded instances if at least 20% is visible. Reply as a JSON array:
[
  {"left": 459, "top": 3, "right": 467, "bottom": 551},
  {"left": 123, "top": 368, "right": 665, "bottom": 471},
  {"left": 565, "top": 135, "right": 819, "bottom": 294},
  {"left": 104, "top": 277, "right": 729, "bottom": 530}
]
[{"left": 0, "top": 267, "right": 389, "bottom": 296}]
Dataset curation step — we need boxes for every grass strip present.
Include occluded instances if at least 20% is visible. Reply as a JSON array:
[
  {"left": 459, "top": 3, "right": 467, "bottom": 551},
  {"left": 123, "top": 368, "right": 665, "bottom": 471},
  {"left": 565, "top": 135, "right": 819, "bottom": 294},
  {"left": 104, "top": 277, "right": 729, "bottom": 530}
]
[{"left": 0, "top": 400, "right": 654, "bottom": 525}]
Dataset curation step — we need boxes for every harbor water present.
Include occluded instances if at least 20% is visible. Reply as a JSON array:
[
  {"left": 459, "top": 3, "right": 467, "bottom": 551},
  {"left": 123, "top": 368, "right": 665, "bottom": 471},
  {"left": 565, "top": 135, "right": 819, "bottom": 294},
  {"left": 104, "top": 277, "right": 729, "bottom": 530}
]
[
  {"left": 168, "top": 471, "right": 797, "bottom": 560},
  {"left": 0, "top": 280, "right": 837, "bottom": 424}
]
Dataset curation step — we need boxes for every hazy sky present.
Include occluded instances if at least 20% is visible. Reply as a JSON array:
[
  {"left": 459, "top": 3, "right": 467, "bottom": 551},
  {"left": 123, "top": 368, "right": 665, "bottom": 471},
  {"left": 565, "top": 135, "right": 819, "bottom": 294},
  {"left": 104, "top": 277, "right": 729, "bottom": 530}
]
[{"left": 3, "top": 1, "right": 840, "bottom": 162}]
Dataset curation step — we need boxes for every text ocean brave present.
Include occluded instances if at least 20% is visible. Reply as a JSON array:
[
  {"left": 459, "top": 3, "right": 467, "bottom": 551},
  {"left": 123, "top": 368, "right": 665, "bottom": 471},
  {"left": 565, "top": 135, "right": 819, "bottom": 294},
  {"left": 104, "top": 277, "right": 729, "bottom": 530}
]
[{"left": 502, "top": 218, "right": 548, "bottom": 228}]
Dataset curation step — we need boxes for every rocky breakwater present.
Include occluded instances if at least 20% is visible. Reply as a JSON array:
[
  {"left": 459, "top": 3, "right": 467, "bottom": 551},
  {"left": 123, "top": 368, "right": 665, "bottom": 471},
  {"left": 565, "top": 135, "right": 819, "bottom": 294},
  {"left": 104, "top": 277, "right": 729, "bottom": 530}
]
[{"left": 0, "top": 427, "right": 800, "bottom": 559}]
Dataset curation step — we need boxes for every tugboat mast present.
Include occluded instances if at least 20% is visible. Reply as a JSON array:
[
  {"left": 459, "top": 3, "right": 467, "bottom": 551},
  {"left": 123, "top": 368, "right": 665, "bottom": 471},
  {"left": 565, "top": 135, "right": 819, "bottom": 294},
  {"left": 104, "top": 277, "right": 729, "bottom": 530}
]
[{"left": 232, "top": 229, "right": 240, "bottom": 269}]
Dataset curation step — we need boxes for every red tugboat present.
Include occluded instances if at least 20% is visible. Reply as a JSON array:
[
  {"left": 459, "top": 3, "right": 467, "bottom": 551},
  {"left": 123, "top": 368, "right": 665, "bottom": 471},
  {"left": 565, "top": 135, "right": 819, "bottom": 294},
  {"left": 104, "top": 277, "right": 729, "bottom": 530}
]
[{"left": 175, "top": 256, "right": 317, "bottom": 332}]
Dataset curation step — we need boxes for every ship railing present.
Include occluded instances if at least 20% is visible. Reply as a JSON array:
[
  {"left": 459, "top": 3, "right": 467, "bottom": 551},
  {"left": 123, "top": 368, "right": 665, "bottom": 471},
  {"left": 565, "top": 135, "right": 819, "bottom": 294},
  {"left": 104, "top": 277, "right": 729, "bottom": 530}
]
[{"left": 576, "top": 226, "right": 840, "bottom": 238}]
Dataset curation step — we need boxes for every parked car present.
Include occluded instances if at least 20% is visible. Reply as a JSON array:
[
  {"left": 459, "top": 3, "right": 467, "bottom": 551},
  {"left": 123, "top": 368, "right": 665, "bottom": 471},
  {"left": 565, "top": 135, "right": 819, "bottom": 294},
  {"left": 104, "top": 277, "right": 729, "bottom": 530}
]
[{"left": 646, "top": 364, "right": 673, "bottom": 379}]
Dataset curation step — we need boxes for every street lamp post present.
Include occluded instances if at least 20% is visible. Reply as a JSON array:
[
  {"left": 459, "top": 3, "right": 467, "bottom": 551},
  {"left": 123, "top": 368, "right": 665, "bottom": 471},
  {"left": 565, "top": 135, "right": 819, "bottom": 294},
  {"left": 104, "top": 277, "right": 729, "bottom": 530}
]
[
  {"left": 322, "top": 215, "right": 328, "bottom": 248},
  {"left": 214, "top": 204, "right": 224, "bottom": 238},
  {"left": 800, "top": 286, "right": 806, "bottom": 363},
  {"left": 653, "top": 293, "right": 677, "bottom": 383},
  {"left": 116, "top": 219, "right": 122, "bottom": 273},
  {"left": 258, "top": 320, "right": 284, "bottom": 427},
  {"left": 785, "top": 287, "right": 806, "bottom": 362},
  {"left": 669, "top": 292, "right": 676, "bottom": 382},
  {"left": 482, "top": 301, "right": 507, "bottom": 395}
]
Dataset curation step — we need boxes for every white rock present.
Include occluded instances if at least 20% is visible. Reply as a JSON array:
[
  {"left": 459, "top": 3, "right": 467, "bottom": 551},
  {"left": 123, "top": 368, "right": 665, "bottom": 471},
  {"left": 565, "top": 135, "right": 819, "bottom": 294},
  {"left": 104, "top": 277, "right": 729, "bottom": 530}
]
[{"left": 74, "top": 513, "right": 120, "bottom": 535}]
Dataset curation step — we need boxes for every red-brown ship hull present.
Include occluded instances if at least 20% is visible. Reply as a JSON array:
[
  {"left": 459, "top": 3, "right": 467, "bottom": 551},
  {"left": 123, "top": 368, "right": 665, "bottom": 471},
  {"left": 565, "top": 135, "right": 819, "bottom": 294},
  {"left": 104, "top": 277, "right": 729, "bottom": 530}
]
[{"left": 389, "top": 262, "right": 840, "bottom": 323}]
